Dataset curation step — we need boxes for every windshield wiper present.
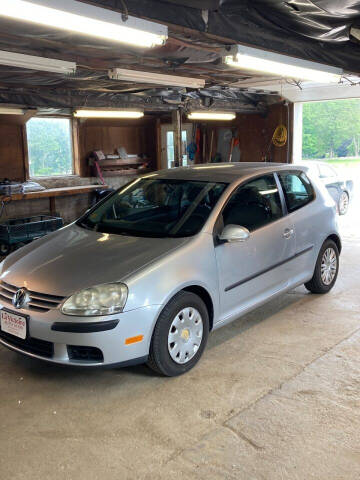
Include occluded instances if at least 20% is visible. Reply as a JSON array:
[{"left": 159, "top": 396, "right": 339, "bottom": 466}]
[{"left": 77, "top": 220, "right": 93, "bottom": 231}]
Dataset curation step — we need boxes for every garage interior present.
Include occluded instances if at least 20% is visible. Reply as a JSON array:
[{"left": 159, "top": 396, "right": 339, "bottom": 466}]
[{"left": 0, "top": 1, "right": 360, "bottom": 479}]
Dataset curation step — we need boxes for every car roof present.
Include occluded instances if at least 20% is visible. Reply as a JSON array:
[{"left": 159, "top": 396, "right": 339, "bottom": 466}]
[
  {"left": 296, "top": 160, "right": 334, "bottom": 168},
  {"left": 149, "top": 162, "right": 307, "bottom": 183}
]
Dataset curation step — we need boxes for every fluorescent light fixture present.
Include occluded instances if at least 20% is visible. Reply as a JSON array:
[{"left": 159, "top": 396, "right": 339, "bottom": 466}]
[
  {"left": 0, "top": 107, "right": 25, "bottom": 115},
  {"left": 109, "top": 68, "right": 205, "bottom": 89},
  {"left": 1, "top": 0, "right": 168, "bottom": 48},
  {"left": 194, "top": 164, "right": 235, "bottom": 169},
  {"left": 188, "top": 112, "right": 236, "bottom": 121},
  {"left": 225, "top": 45, "right": 343, "bottom": 83},
  {"left": 0, "top": 50, "right": 76, "bottom": 74},
  {"left": 260, "top": 188, "right": 278, "bottom": 195},
  {"left": 74, "top": 110, "right": 144, "bottom": 119},
  {"left": 141, "top": 173, "right": 158, "bottom": 178}
]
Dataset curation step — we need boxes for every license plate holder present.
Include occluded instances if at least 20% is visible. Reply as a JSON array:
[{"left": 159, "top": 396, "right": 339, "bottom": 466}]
[{"left": 0, "top": 308, "right": 29, "bottom": 340}]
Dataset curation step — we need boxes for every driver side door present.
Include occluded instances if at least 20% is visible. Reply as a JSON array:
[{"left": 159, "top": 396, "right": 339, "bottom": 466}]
[{"left": 214, "top": 173, "right": 295, "bottom": 323}]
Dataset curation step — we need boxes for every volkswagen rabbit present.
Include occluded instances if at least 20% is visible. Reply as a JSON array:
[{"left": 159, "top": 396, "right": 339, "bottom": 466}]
[{"left": 0, "top": 163, "right": 341, "bottom": 376}]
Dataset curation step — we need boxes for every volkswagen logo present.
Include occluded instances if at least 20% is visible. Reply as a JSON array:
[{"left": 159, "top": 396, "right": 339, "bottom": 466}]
[{"left": 12, "top": 288, "right": 30, "bottom": 309}]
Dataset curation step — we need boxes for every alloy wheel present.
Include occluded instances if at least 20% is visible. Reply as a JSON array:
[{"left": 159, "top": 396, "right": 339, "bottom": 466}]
[
  {"left": 339, "top": 192, "right": 349, "bottom": 215},
  {"left": 321, "top": 247, "right": 337, "bottom": 285}
]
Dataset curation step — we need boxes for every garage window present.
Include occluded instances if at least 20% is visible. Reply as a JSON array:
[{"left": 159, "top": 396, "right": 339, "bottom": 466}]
[
  {"left": 26, "top": 118, "right": 74, "bottom": 177},
  {"left": 278, "top": 171, "right": 315, "bottom": 213}
]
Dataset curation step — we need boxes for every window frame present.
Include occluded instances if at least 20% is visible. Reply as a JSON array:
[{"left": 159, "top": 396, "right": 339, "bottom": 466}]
[
  {"left": 275, "top": 170, "right": 316, "bottom": 214},
  {"left": 25, "top": 116, "right": 77, "bottom": 179},
  {"left": 77, "top": 177, "right": 228, "bottom": 238},
  {"left": 213, "top": 172, "right": 287, "bottom": 239}
]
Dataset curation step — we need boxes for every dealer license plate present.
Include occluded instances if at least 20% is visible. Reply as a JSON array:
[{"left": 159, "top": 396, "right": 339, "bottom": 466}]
[{"left": 0, "top": 309, "right": 27, "bottom": 339}]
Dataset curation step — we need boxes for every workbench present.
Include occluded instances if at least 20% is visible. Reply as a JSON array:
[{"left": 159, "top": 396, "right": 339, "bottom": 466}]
[{"left": 1, "top": 185, "right": 105, "bottom": 215}]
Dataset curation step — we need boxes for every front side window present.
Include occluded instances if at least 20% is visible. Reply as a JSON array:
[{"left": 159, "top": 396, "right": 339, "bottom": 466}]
[
  {"left": 26, "top": 118, "right": 74, "bottom": 177},
  {"left": 278, "top": 171, "right": 315, "bottom": 213},
  {"left": 221, "top": 174, "right": 283, "bottom": 232},
  {"left": 78, "top": 178, "right": 227, "bottom": 238}
]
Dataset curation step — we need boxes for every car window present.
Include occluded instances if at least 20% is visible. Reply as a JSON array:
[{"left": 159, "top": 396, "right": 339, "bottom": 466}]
[
  {"left": 319, "top": 164, "right": 337, "bottom": 178},
  {"left": 78, "top": 178, "right": 227, "bottom": 238},
  {"left": 278, "top": 171, "right": 315, "bottom": 213},
  {"left": 221, "top": 174, "right": 283, "bottom": 232}
]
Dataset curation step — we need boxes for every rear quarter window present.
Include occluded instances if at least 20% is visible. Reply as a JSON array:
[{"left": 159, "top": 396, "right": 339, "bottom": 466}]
[{"left": 278, "top": 171, "right": 315, "bottom": 213}]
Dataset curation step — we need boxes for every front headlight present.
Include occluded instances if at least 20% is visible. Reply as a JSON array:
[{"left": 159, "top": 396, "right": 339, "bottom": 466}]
[{"left": 61, "top": 283, "right": 128, "bottom": 316}]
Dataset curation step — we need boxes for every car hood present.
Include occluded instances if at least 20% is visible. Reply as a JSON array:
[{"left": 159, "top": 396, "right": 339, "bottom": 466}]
[{"left": 1, "top": 224, "right": 189, "bottom": 296}]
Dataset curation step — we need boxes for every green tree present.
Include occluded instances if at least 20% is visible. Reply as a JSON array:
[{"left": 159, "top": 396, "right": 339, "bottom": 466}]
[
  {"left": 302, "top": 99, "right": 360, "bottom": 159},
  {"left": 27, "top": 118, "right": 73, "bottom": 177}
]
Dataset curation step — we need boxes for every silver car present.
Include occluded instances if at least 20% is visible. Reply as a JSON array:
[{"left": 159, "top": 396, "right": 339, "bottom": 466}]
[
  {"left": 0, "top": 163, "right": 341, "bottom": 376},
  {"left": 297, "top": 161, "right": 354, "bottom": 215}
]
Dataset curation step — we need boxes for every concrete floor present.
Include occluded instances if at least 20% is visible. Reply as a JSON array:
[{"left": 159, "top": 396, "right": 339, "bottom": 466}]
[{"left": 1, "top": 197, "right": 360, "bottom": 480}]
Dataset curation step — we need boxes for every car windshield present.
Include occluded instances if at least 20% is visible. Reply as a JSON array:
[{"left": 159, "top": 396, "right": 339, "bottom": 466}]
[{"left": 78, "top": 177, "right": 228, "bottom": 238}]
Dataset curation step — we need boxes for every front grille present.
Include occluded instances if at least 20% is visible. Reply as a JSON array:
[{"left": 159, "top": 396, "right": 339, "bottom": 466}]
[
  {"left": 0, "top": 330, "right": 54, "bottom": 358},
  {"left": 0, "top": 281, "right": 65, "bottom": 313},
  {"left": 67, "top": 345, "right": 104, "bottom": 363}
]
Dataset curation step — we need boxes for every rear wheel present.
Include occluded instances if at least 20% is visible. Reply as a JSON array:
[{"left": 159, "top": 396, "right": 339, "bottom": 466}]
[
  {"left": 305, "top": 240, "right": 339, "bottom": 294},
  {"left": 338, "top": 191, "right": 349, "bottom": 215},
  {"left": 147, "top": 291, "right": 209, "bottom": 376}
]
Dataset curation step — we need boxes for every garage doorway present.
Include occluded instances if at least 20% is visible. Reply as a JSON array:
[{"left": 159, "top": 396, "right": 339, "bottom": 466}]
[{"left": 293, "top": 99, "right": 360, "bottom": 238}]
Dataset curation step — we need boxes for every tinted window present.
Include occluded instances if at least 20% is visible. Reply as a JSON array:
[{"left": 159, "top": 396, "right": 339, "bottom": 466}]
[
  {"left": 78, "top": 178, "right": 227, "bottom": 238},
  {"left": 278, "top": 171, "right": 315, "bottom": 213},
  {"left": 222, "top": 174, "right": 283, "bottom": 232}
]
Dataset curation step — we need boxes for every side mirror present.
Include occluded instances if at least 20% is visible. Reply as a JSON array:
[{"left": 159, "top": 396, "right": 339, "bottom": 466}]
[{"left": 219, "top": 224, "right": 250, "bottom": 243}]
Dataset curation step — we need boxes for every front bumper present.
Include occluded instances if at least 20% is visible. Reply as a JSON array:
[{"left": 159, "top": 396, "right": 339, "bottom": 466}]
[{"left": 0, "top": 303, "right": 161, "bottom": 367}]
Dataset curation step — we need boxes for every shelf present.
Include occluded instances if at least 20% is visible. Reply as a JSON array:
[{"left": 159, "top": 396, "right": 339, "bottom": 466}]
[
  {"left": 3, "top": 185, "right": 106, "bottom": 202},
  {"left": 102, "top": 169, "right": 151, "bottom": 177}
]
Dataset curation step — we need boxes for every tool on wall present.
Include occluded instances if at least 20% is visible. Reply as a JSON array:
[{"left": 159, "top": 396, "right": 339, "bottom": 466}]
[
  {"left": 263, "top": 101, "right": 289, "bottom": 162},
  {"left": 263, "top": 123, "right": 288, "bottom": 161},
  {"left": 209, "top": 130, "right": 214, "bottom": 162},
  {"left": 228, "top": 129, "right": 240, "bottom": 162},
  {"left": 195, "top": 126, "right": 201, "bottom": 163},
  {"left": 186, "top": 123, "right": 197, "bottom": 163},
  {"left": 202, "top": 128, "right": 206, "bottom": 163}
]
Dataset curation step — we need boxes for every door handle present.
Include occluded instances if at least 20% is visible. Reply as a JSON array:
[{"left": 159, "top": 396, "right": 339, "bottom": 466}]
[{"left": 283, "top": 228, "right": 294, "bottom": 239}]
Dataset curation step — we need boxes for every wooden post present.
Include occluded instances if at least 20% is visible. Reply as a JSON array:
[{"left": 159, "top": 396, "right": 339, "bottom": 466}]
[
  {"left": 172, "top": 109, "right": 182, "bottom": 167},
  {"left": 156, "top": 118, "right": 162, "bottom": 170},
  {"left": 21, "top": 124, "right": 30, "bottom": 181}
]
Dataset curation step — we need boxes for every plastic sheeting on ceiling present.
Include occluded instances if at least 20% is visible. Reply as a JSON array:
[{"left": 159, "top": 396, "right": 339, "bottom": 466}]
[
  {"left": 1, "top": 0, "right": 360, "bottom": 110},
  {"left": 89, "top": 0, "right": 360, "bottom": 71}
]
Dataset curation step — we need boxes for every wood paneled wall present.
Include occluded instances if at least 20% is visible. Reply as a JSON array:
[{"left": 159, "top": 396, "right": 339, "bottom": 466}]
[
  {"left": 237, "top": 103, "right": 290, "bottom": 163},
  {"left": 78, "top": 116, "right": 157, "bottom": 176},
  {"left": 0, "top": 104, "right": 291, "bottom": 184},
  {"left": 0, "top": 122, "right": 27, "bottom": 181},
  {"left": 186, "top": 103, "right": 291, "bottom": 164}
]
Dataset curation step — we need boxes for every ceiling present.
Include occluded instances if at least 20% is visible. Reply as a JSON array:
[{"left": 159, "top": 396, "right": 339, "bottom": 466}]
[{"left": 0, "top": 0, "right": 360, "bottom": 114}]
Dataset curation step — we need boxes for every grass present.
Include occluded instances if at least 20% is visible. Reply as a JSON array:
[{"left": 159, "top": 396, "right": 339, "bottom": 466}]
[{"left": 303, "top": 157, "right": 360, "bottom": 167}]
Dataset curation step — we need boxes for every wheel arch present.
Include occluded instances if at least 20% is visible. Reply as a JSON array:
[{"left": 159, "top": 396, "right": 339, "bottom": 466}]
[
  {"left": 326, "top": 233, "right": 342, "bottom": 254},
  {"left": 181, "top": 285, "right": 214, "bottom": 331}
]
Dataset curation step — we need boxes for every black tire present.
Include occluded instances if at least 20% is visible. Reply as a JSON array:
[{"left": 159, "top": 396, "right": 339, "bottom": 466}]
[
  {"left": 305, "top": 239, "right": 339, "bottom": 294},
  {"left": 0, "top": 243, "right": 11, "bottom": 256},
  {"left": 147, "top": 291, "right": 209, "bottom": 377},
  {"left": 338, "top": 191, "right": 349, "bottom": 216}
]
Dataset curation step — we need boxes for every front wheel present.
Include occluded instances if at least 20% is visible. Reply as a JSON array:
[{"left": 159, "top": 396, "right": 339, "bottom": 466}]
[
  {"left": 147, "top": 291, "right": 209, "bottom": 376},
  {"left": 0, "top": 243, "right": 11, "bottom": 256},
  {"left": 305, "top": 240, "right": 339, "bottom": 294}
]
